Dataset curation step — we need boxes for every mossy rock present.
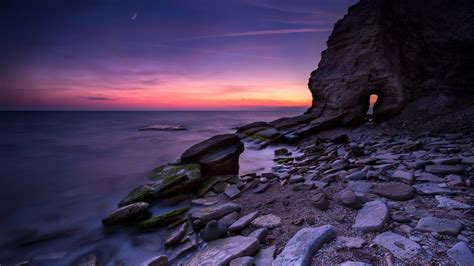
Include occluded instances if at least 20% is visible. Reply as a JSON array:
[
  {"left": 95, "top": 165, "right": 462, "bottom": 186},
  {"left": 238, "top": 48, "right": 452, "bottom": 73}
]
[
  {"left": 138, "top": 207, "right": 189, "bottom": 230},
  {"left": 275, "top": 157, "right": 294, "bottom": 165},
  {"left": 119, "top": 185, "right": 156, "bottom": 207}
]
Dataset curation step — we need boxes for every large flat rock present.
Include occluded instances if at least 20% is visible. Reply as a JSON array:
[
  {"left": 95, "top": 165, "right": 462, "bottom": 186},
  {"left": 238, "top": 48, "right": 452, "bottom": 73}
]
[
  {"left": 190, "top": 202, "right": 242, "bottom": 223},
  {"left": 187, "top": 236, "right": 259, "bottom": 266},
  {"left": 415, "top": 217, "right": 462, "bottom": 236},
  {"left": 352, "top": 201, "right": 389, "bottom": 232},
  {"left": 229, "top": 211, "right": 260, "bottom": 232},
  {"left": 372, "top": 183, "right": 414, "bottom": 201},
  {"left": 102, "top": 202, "right": 150, "bottom": 225},
  {"left": 373, "top": 232, "right": 421, "bottom": 259},
  {"left": 273, "top": 225, "right": 336, "bottom": 266}
]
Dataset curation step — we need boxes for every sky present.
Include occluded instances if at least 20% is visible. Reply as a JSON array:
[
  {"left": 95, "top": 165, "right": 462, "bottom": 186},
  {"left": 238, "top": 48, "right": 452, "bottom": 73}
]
[{"left": 0, "top": 0, "right": 357, "bottom": 110}]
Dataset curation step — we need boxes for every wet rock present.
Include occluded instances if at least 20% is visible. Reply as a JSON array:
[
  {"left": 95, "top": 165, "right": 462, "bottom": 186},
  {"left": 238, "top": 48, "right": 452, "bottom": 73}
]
[
  {"left": 251, "top": 214, "right": 282, "bottom": 229},
  {"left": 425, "top": 165, "right": 465, "bottom": 174},
  {"left": 415, "top": 217, "right": 462, "bottom": 236},
  {"left": 416, "top": 172, "right": 444, "bottom": 183},
  {"left": 229, "top": 211, "right": 260, "bottom": 232},
  {"left": 248, "top": 228, "right": 268, "bottom": 244},
  {"left": 190, "top": 203, "right": 242, "bottom": 224},
  {"left": 391, "top": 170, "right": 414, "bottom": 184},
  {"left": 237, "top": 121, "right": 268, "bottom": 133},
  {"left": 335, "top": 236, "right": 366, "bottom": 249},
  {"left": 254, "top": 128, "right": 280, "bottom": 140},
  {"left": 310, "top": 192, "right": 329, "bottom": 211},
  {"left": 224, "top": 185, "right": 241, "bottom": 199},
  {"left": 181, "top": 134, "right": 245, "bottom": 176},
  {"left": 201, "top": 220, "right": 228, "bottom": 241},
  {"left": 102, "top": 202, "right": 150, "bottom": 226},
  {"left": 273, "top": 225, "right": 336, "bottom": 266},
  {"left": 431, "top": 157, "right": 462, "bottom": 165},
  {"left": 346, "top": 171, "right": 367, "bottom": 181},
  {"left": 167, "top": 234, "right": 198, "bottom": 261},
  {"left": 229, "top": 256, "right": 254, "bottom": 266},
  {"left": 146, "top": 255, "right": 168, "bottom": 266},
  {"left": 252, "top": 183, "right": 271, "bottom": 194},
  {"left": 335, "top": 189, "right": 361, "bottom": 209},
  {"left": 435, "top": 196, "right": 473, "bottom": 209},
  {"left": 447, "top": 242, "right": 474, "bottom": 266},
  {"left": 119, "top": 163, "right": 201, "bottom": 206},
  {"left": 138, "top": 208, "right": 189, "bottom": 230},
  {"left": 413, "top": 183, "right": 457, "bottom": 195},
  {"left": 391, "top": 211, "right": 411, "bottom": 223},
  {"left": 254, "top": 245, "right": 276, "bottom": 266},
  {"left": 373, "top": 232, "right": 421, "bottom": 259},
  {"left": 191, "top": 198, "right": 217, "bottom": 207},
  {"left": 372, "top": 183, "right": 414, "bottom": 201},
  {"left": 165, "top": 222, "right": 187, "bottom": 247},
  {"left": 352, "top": 201, "right": 389, "bottom": 232},
  {"left": 187, "top": 236, "right": 259, "bottom": 265},
  {"left": 274, "top": 148, "right": 289, "bottom": 156}
]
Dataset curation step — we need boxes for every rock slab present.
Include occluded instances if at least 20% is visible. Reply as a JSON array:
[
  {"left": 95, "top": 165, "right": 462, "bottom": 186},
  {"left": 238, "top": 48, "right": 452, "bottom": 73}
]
[
  {"left": 373, "top": 232, "right": 421, "bottom": 259},
  {"left": 273, "top": 225, "right": 336, "bottom": 266},
  {"left": 415, "top": 217, "right": 462, "bottom": 236},
  {"left": 352, "top": 201, "right": 389, "bottom": 232}
]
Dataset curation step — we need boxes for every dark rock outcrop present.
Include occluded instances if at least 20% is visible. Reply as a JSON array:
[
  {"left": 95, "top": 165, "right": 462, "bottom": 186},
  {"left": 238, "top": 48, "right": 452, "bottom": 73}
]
[{"left": 181, "top": 134, "right": 244, "bottom": 176}]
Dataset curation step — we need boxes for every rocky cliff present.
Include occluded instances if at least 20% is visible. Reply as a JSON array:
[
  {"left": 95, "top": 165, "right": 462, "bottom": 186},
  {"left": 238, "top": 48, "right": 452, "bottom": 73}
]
[{"left": 307, "top": 0, "right": 474, "bottom": 124}]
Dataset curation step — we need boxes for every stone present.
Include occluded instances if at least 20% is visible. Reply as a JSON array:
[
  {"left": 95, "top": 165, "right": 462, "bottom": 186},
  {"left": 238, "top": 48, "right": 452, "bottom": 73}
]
[
  {"left": 391, "top": 170, "right": 414, "bottom": 184},
  {"left": 229, "top": 211, "right": 260, "bottom": 232},
  {"left": 446, "top": 174, "right": 464, "bottom": 187},
  {"left": 248, "top": 228, "right": 268, "bottom": 244},
  {"left": 187, "top": 236, "right": 259, "bottom": 266},
  {"left": 254, "top": 128, "right": 280, "bottom": 140},
  {"left": 372, "top": 183, "right": 414, "bottom": 201},
  {"left": 219, "top": 211, "right": 240, "bottom": 227},
  {"left": 409, "top": 160, "right": 432, "bottom": 170},
  {"left": 416, "top": 172, "right": 444, "bottom": 183},
  {"left": 425, "top": 165, "right": 465, "bottom": 175},
  {"left": 251, "top": 214, "right": 282, "bottom": 229},
  {"left": 201, "top": 220, "right": 228, "bottom": 241},
  {"left": 138, "top": 208, "right": 189, "bottom": 230},
  {"left": 391, "top": 211, "right": 411, "bottom": 223},
  {"left": 190, "top": 202, "right": 242, "bottom": 223},
  {"left": 340, "top": 262, "right": 371, "bottom": 266},
  {"left": 415, "top": 217, "right": 462, "bottom": 236},
  {"left": 352, "top": 201, "right": 389, "bottom": 232},
  {"left": 254, "top": 245, "right": 276, "bottom": 266},
  {"left": 335, "top": 189, "right": 361, "bottom": 209},
  {"left": 273, "top": 225, "right": 336, "bottom": 266},
  {"left": 212, "top": 181, "right": 228, "bottom": 193},
  {"left": 274, "top": 148, "right": 289, "bottom": 156},
  {"left": 413, "top": 183, "right": 457, "bottom": 195},
  {"left": 181, "top": 134, "right": 245, "bottom": 176},
  {"left": 461, "top": 156, "right": 474, "bottom": 165},
  {"left": 435, "top": 196, "right": 473, "bottom": 209},
  {"left": 102, "top": 202, "right": 150, "bottom": 226},
  {"left": 146, "top": 255, "right": 168, "bottom": 266},
  {"left": 346, "top": 171, "right": 366, "bottom": 181},
  {"left": 167, "top": 235, "right": 198, "bottom": 261},
  {"left": 252, "top": 183, "right": 271, "bottom": 194},
  {"left": 224, "top": 185, "right": 241, "bottom": 199},
  {"left": 119, "top": 163, "right": 201, "bottom": 206},
  {"left": 447, "top": 242, "right": 474, "bottom": 266},
  {"left": 196, "top": 175, "right": 219, "bottom": 197},
  {"left": 310, "top": 192, "right": 329, "bottom": 211},
  {"left": 191, "top": 198, "right": 217, "bottom": 207},
  {"left": 332, "top": 134, "right": 349, "bottom": 144},
  {"left": 261, "top": 172, "right": 278, "bottom": 179},
  {"left": 165, "top": 222, "right": 187, "bottom": 247},
  {"left": 431, "top": 157, "right": 462, "bottom": 165},
  {"left": 335, "top": 236, "right": 366, "bottom": 249},
  {"left": 289, "top": 175, "right": 304, "bottom": 184},
  {"left": 373, "top": 232, "right": 421, "bottom": 259},
  {"left": 237, "top": 121, "right": 268, "bottom": 133},
  {"left": 229, "top": 256, "right": 254, "bottom": 266},
  {"left": 347, "top": 181, "right": 374, "bottom": 193}
]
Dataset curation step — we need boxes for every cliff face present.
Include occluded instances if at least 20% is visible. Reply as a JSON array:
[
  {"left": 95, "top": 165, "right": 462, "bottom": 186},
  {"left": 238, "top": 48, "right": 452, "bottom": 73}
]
[{"left": 307, "top": 0, "right": 474, "bottom": 124}]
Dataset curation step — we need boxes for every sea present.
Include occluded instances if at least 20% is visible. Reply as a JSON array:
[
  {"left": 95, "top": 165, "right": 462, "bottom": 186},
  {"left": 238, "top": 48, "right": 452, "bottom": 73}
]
[{"left": 0, "top": 110, "right": 303, "bottom": 265}]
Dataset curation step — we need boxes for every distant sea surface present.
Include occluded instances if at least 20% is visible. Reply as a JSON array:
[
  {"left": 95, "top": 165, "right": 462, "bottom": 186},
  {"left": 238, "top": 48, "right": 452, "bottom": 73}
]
[{"left": 0, "top": 110, "right": 302, "bottom": 264}]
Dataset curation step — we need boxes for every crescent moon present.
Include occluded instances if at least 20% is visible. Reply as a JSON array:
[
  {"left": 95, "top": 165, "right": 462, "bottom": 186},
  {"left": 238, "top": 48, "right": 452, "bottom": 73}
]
[{"left": 131, "top": 12, "right": 137, "bottom": 20}]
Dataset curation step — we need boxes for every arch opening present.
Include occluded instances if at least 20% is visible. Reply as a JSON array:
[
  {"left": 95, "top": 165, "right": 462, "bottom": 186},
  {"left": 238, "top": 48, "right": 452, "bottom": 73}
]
[{"left": 365, "top": 94, "right": 379, "bottom": 123}]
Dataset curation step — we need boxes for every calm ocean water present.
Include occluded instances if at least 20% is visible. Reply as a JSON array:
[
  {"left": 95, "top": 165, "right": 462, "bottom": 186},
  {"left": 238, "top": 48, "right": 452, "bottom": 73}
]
[{"left": 0, "top": 110, "right": 302, "bottom": 265}]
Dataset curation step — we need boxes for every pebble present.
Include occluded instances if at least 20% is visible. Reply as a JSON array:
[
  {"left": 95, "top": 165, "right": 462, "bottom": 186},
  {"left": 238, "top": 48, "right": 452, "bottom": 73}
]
[
  {"left": 311, "top": 192, "right": 329, "bottom": 211},
  {"left": 391, "top": 211, "right": 411, "bottom": 223},
  {"left": 336, "top": 236, "right": 366, "bottom": 249}
]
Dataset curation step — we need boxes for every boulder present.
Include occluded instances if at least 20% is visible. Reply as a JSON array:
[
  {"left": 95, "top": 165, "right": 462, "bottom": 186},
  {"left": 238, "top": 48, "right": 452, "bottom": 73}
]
[
  {"left": 273, "top": 225, "right": 336, "bottom": 266},
  {"left": 201, "top": 220, "right": 228, "bottom": 241},
  {"left": 181, "top": 134, "right": 244, "bottom": 176},
  {"left": 372, "top": 183, "right": 414, "bottom": 201},
  {"left": 335, "top": 189, "right": 361, "bottom": 209},
  {"left": 415, "top": 217, "right": 462, "bottom": 236},
  {"left": 447, "top": 242, "right": 474, "bottom": 266},
  {"left": 373, "top": 232, "right": 421, "bottom": 259},
  {"left": 138, "top": 208, "right": 189, "bottom": 230},
  {"left": 352, "top": 201, "right": 389, "bottom": 232},
  {"left": 102, "top": 202, "right": 150, "bottom": 226},
  {"left": 251, "top": 214, "right": 282, "bottom": 229},
  {"left": 119, "top": 163, "right": 201, "bottom": 206},
  {"left": 187, "top": 236, "right": 259, "bottom": 266}
]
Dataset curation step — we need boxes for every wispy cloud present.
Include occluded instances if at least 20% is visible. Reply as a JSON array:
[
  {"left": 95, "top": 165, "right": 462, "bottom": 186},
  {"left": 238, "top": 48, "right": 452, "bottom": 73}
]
[
  {"left": 82, "top": 96, "right": 115, "bottom": 101},
  {"left": 205, "top": 28, "right": 331, "bottom": 38},
  {"left": 243, "top": 0, "right": 343, "bottom": 17}
]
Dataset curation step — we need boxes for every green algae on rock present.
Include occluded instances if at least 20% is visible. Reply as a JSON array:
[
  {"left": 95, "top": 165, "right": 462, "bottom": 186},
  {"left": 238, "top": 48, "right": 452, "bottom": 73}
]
[{"left": 138, "top": 207, "right": 189, "bottom": 230}]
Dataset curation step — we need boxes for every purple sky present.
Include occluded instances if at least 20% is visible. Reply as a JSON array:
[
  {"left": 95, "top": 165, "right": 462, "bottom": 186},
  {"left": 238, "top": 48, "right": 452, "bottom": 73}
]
[{"left": 0, "top": 0, "right": 357, "bottom": 110}]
